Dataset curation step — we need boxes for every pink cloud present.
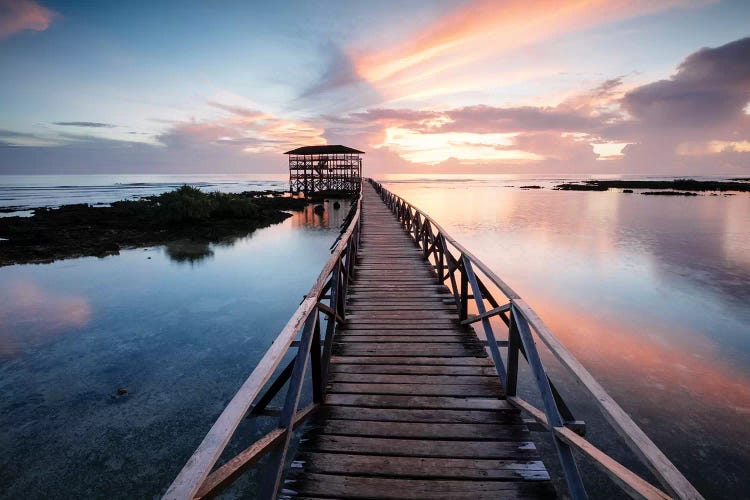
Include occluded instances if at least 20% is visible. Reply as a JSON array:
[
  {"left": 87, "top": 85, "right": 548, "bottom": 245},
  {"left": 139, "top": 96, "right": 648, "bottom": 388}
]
[
  {"left": 0, "top": 0, "right": 56, "bottom": 40},
  {"left": 351, "top": 0, "right": 700, "bottom": 102}
]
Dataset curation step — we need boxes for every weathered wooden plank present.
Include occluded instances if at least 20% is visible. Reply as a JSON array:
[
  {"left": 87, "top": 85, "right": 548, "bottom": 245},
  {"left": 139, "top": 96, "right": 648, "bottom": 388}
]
[
  {"left": 294, "top": 453, "right": 549, "bottom": 481},
  {"left": 342, "top": 323, "right": 464, "bottom": 331},
  {"left": 321, "top": 406, "right": 520, "bottom": 424},
  {"left": 300, "top": 436, "right": 538, "bottom": 459},
  {"left": 345, "top": 311, "right": 457, "bottom": 318},
  {"left": 346, "top": 303, "right": 456, "bottom": 311},
  {"left": 336, "top": 335, "right": 478, "bottom": 343},
  {"left": 325, "top": 394, "right": 510, "bottom": 411},
  {"left": 330, "top": 355, "right": 491, "bottom": 366},
  {"left": 287, "top": 474, "right": 555, "bottom": 499},
  {"left": 317, "top": 420, "right": 528, "bottom": 440},
  {"left": 329, "top": 363, "right": 499, "bottom": 376},
  {"left": 335, "top": 344, "right": 484, "bottom": 357},
  {"left": 329, "top": 373, "right": 499, "bottom": 385},
  {"left": 337, "top": 329, "right": 466, "bottom": 336},
  {"left": 328, "top": 382, "right": 500, "bottom": 397}
]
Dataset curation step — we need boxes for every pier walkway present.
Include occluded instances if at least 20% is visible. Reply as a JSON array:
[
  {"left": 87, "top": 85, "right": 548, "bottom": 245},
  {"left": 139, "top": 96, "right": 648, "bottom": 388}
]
[
  {"left": 165, "top": 180, "right": 702, "bottom": 500},
  {"left": 284, "top": 183, "right": 554, "bottom": 498}
]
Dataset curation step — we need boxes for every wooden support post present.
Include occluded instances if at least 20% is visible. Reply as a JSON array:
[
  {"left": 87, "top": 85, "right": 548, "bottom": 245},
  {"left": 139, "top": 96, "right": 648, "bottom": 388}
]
[
  {"left": 459, "top": 260, "right": 468, "bottom": 321},
  {"left": 320, "top": 262, "right": 341, "bottom": 393},
  {"left": 511, "top": 305, "right": 587, "bottom": 500},
  {"left": 310, "top": 316, "right": 323, "bottom": 404},
  {"left": 462, "top": 256, "right": 508, "bottom": 388},
  {"left": 506, "top": 311, "right": 520, "bottom": 397},
  {"left": 261, "top": 311, "right": 318, "bottom": 499}
]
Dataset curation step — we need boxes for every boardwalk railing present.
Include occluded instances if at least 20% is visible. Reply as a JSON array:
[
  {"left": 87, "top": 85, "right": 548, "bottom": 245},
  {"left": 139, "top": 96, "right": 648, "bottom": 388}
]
[
  {"left": 370, "top": 179, "right": 702, "bottom": 500},
  {"left": 164, "top": 194, "right": 361, "bottom": 500}
]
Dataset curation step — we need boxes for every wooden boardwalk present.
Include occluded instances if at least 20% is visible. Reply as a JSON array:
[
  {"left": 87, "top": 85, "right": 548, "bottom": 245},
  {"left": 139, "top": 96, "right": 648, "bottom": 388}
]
[
  {"left": 165, "top": 179, "right": 701, "bottom": 500},
  {"left": 283, "top": 184, "right": 556, "bottom": 499}
]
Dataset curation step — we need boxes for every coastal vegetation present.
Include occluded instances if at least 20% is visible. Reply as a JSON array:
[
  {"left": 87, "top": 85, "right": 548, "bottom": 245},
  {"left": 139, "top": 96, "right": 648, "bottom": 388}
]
[{"left": 0, "top": 186, "right": 308, "bottom": 266}]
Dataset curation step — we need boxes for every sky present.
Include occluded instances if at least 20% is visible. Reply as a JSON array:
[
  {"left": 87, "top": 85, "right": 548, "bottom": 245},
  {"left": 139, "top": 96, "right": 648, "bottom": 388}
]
[{"left": 0, "top": 0, "right": 749, "bottom": 175}]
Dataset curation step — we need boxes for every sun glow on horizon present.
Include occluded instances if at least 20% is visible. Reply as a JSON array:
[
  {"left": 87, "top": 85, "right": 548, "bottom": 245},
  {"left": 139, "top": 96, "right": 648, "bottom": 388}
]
[{"left": 381, "top": 126, "right": 542, "bottom": 164}]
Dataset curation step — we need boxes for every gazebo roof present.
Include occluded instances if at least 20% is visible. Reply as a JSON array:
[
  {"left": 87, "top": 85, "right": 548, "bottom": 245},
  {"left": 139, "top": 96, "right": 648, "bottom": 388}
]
[{"left": 284, "top": 145, "right": 365, "bottom": 155}]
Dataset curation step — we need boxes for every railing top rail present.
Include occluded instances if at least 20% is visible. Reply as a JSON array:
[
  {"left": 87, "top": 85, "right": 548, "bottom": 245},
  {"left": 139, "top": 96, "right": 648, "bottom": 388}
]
[
  {"left": 388, "top": 189, "right": 521, "bottom": 299},
  {"left": 371, "top": 179, "right": 702, "bottom": 500},
  {"left": 164, "top": 192, "right": 362, "bottom": 500}
]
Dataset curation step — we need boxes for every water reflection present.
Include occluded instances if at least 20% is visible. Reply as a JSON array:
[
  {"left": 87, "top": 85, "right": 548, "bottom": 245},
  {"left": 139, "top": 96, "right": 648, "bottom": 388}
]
[
  {"left": 290, "top": 199, "right": 352, "bottom": 229},
  {"left": 381, "top": 178, "right": 750, "bottom": 497},
  {"left": 163, "top": 240, "right": 215, "bottom": 265},
  {"left": 0, "top": 199, "right": 345, "bottom": 499},
  {"left": 0, "top": 280, "right": 92, "bottom": 357}
]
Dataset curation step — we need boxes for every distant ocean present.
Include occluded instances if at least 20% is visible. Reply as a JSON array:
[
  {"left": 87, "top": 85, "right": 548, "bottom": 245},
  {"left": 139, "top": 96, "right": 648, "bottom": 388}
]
[
  {"left": 2, "top": 172, "right": 745, "bottom": 216},
  {"left": 0, "top": 174, "right": 290, "bottom": 215}
]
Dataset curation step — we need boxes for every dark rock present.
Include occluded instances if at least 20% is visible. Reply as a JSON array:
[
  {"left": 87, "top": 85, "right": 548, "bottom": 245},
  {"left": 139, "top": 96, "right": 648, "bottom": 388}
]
[
  {"left": 314, "top": 204, "right": 325, "bottom": 215},
  {"left": 555, "top": 179, "right": 750, "bottom": 192},
  {"left": 0, "top": 186, "right": 309, "bottom": 267},
  {"left": 519, "top": 185, "right": 542, "bottom": 189},
  {"left": 333, "top": 201, "right": 341, "bottom": 209},
  {"left": 623, "top": 189, "right": 633, "bottom": 193},
  {"left": 641, "top": 191, "right": 698, "bottom": 196}
]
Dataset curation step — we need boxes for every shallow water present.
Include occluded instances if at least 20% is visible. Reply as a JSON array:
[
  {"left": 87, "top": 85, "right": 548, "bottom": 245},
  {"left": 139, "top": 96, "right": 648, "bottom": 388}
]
[
  {"left": 0, "top": 174, "right": 289, "bottom": 215},
  {"left": 1, "top": 174, "right": 748, "bottom": 498},
  {"left": 0, "top": 195, "right": 349, "bottom": 499},
  {"left": 380, "top": 174, "right": 750, "bottom": 498}
]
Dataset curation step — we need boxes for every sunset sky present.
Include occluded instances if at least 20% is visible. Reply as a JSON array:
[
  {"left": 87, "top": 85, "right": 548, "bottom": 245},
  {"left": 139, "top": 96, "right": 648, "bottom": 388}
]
[{"left": 0, "top": 0, "right": 749, "bottom": 175}]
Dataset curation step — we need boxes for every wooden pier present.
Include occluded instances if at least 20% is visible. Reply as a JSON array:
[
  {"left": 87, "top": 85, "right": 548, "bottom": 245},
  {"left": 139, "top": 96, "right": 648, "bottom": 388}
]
[
  {"left": 165, "top": 180, "right": 702, "bottom": 500},
  {"left": 284, "top": 184, "right": 553, "bottom": 498}
]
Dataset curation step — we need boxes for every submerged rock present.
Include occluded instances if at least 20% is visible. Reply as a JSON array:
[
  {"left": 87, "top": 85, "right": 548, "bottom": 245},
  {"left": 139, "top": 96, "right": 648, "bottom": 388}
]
[
  {"left": 333, "top": 201, "right": 341, "bottom": 209},
  {"left": 314, "top": 204, "right": 325, "bottom": 215}
]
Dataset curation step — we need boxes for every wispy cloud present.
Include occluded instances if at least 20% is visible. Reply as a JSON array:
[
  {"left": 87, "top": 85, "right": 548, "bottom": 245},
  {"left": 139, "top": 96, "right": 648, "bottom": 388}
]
[
  {"left": 0, "top": 0, "right": 56, "bottom": 40},
  {"left": 326, "top": 36, "right": 749, "bottom": 171},
  {"left": 352, "top": 0, "right": 704, "bottom": 103},
  {"left": 53, "top": 121, "right": 117, "bottom": 128}
]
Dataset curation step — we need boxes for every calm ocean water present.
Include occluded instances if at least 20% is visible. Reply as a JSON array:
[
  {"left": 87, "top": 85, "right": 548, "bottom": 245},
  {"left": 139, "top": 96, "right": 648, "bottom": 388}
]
[{"left": 1, "top": 174, "right": 748, "bottom": 498}]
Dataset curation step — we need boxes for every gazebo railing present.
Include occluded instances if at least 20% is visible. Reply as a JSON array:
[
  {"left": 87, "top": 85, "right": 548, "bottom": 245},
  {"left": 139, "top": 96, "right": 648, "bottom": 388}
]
[
  {"left": 163, "top": 193, "right": 361, "bottom": 500},
  {"left": 370, "top": 179, "right": 702, "bottom": 500}
]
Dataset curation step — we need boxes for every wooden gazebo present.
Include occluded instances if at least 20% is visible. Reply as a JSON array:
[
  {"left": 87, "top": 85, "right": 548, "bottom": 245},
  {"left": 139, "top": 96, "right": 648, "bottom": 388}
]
[{"left": 285, "top": 145, "right": 363, "bottom": 194}]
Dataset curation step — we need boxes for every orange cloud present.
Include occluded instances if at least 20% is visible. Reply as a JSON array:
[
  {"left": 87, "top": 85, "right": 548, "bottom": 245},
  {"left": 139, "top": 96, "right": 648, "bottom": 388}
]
[
  {"left": 0, "top": 0, "right": 56, "bottom": 40},
  {"left": 353, "top": 0, "right": 701, "bottom": 102}
]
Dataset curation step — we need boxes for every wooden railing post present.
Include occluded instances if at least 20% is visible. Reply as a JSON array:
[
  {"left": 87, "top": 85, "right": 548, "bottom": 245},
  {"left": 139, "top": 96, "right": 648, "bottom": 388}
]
[
  {"left": 261, "top": 311, "right": 319, "bottom": 499},
  {"left": 511, "top": 305, "right": 587, "bottom": 499},
  {"left": 459, "top": 260, "right": 468, "bottom": 321},
  {"left": 462, "top": 256, "right": 507, "bottom": 388},
  {"left": 309, "top": 315, "right": 323, "bottom": 404},
  {"left": 320, "top": 261, "right": 341, "bottom": 392},
  {"left": 505, "top": 311, "right": 521, "bottom": 397}
]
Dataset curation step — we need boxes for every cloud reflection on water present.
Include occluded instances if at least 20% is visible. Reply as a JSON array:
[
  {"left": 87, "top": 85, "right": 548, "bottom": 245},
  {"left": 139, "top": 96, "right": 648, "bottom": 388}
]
[{"left": 0, "top": 280, "right": 92, "bottom": 357}]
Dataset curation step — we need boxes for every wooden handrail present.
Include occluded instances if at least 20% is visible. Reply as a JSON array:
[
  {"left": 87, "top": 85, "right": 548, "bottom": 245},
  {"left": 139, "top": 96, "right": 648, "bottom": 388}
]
[
  {"left": 164, "top": 191, "right": 362, "bottom": 500},
  {"left": 370, "top": 179, "right": 702, "bottom": 500}
]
